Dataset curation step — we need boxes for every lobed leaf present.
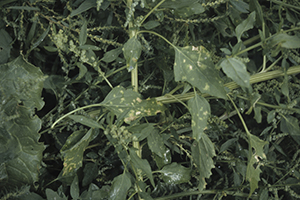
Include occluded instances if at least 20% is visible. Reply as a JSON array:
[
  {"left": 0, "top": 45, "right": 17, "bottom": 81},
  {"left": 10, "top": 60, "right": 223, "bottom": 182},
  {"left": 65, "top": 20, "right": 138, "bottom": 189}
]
[
  {"left": 246, "top": 133, "right": 268, "bottom": 197},
  {"left": 191, "top": 134, "right": 216, "bottom": 190},
  {"left": 0, "top": 57, "right": 45, "bottom": 190},
  {"left": 174, "top": 45, "right": 227, "bottom": 99}
]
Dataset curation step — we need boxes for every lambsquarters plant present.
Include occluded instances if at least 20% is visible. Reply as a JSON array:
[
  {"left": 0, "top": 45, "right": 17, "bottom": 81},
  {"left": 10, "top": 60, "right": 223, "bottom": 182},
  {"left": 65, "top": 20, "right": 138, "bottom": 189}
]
[{"left": 1, "top": 0, "right": 300, "bottom": 199}]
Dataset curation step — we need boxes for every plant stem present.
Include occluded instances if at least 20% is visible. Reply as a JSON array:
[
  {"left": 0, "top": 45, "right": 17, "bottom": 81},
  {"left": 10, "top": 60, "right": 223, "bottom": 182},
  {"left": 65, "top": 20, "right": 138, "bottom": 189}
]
[
  {"left": 127, "top": 0, "right": 141, "bottom": 158},
  {"left": 155, "top": 65, "right": 300, "bottom": 104}
]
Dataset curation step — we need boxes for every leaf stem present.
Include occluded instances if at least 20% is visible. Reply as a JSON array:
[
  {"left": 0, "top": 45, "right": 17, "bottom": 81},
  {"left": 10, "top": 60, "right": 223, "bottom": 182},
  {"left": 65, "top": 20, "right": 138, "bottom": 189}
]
[
  {"left": 139, "top": 0, "right": 166, "bottom": 26},
  {"left": 51, "top": 103, "right": 102, "bottom": 128}
]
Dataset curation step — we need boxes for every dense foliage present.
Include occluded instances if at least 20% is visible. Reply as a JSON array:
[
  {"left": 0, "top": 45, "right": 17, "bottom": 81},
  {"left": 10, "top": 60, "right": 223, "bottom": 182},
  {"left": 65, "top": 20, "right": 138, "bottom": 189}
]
[{"left": 1, "top": 0, "right": 300, "bottom": 199}]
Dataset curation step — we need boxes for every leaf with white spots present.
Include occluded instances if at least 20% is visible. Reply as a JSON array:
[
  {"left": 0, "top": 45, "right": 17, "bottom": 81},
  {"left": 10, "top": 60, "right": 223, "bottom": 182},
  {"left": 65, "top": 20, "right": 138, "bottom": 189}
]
[
  {"left": 101, "top": 86, "right": 166, "bottom": 124},
  {"left": 159, "top": 162, "right": 191, "bottom": 184},
  {"left": 60, "top": 129, "right": 95, "bottom": 177},
  {"left": 188, "top": 94, "right": 211, "bottom": 141},
  {"left": 220, "top": 57, "right": 251, "bottom": 89},
  {"left": 174, "top": 45, "right": 227, "bottom": 99},
  {"left": 191, "top": 134, "right": 216, "bottom": 191},
  {"left": 123, "top": 37, "right": 142, "bottom": 72}
]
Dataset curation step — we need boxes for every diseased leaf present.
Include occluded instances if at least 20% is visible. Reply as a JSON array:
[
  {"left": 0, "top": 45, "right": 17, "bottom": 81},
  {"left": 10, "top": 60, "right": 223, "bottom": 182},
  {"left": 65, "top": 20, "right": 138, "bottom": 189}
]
[
  {"left": 220, "top": 57, "right": 251, "bottom": 88},
  {"left": 70, "top": 0, "right": 97, "bottom": 17},
  {"left": 153, "top": 149, "right": 171, "bottom": 169},
  {"left": 102, "top": 47, "right": 123, "bottom": 63},
  {"left": 174, "top": 45, "right": 226, "bottom": 99},
  {"left": 108, "top": 173, "right": 131, "bottom": 200},
  {"left": 129, "top": 148, "right": 155, "bottom": 187},
  {"left": 160, "top": 162, "right": 191, "bottom": 184},
  {"left": 123, "top": 37, "right": 142, "bottom": 72},
  {"left": 188, "top": 94, "right": 211, "bottom": 141},
  {"left": 60, "top": 129, "right": 96, "bottom": 177},
  {"left": 191, "top": 134, "right": 216, "bottom": 190},
  {"left": 101, "top": 86, "right": 166, "bottom": 124},
  {"left": 68, "top": 114, "right": 103, "bottom": 129},
  {"left": 128, "top": 123, "right": 156, "bottom": 141},
  {"left": 147, "top": 128, "right": 167, "bottom": 157},
  {"left": 246, "top": 134, "right": 268, "bottom": 197},
  {"left": 0, "top": 56, "right": 45, "bottom": 190},
  {"left": 235, "top": 11, "right": 256, "bottom": 42}
]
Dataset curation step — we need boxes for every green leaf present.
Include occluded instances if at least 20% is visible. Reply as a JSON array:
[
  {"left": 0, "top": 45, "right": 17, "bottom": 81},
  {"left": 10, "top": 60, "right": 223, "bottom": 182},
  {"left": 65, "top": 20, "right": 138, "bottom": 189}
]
[
  {"left": 230, "top": 0, "right": 249, "bottom": 13},
  {"left": 30, "top": 25, "right": 50, "bottom": 51},
  {"left": 254, "top": 106, "right": 262, "bottom": 123},
  {"left": 270, "top": 33, "right": 300, "bottom": 49},
  {"left": 161, "top": 0, "right": 198, "bottom": 9},
  {"left": 101, "top": 47, "right": 123, "bottom": 63},
  {"left": 143, "top": 20, "right": 160, "bottom": 30},
  {"left": 281, "top": 115, "right": 300, "bottom": 146},
  {"left": 71, "top": 175, "right": 80, "bottom": 200},
  {"left": 128, "top": 123, "right": 156, "bottom": 141},
  {"left": 147, "top": 128, "right": 167, "bottom": 157},
  {"left": 8, "top": 6, "right": 40, "bottom": 11},
  {"left": 129, "top": 148, "right": 155, "bottom": 187},
  {"left": 76, "top": 62, "right": 88, "bottom": 80},
  {"left": 246, "top": 134, "right": 268, "bottom": 197},
  {"left": 70, "top": 0, "right": 97, "bottom": 17},
  {"left": 60, "top": 129, "right": 95, "bottom": 177},
  {"left": 78, "top": 44, "right": 102, "bottom": 51},
  {"left": 108, "top": 173, "right": 131, "bottom": 200},
  {"left": 188, "top": 94, "right": 211, "bottom": 141},
  {"left": 220, "top": 57, "right": 251, "bottom": 88},
  {"left": 0, "top": 57, "right": 45, "bottom": 190},
  {"left": 68, "top": 114, "right": 103, "bottom": 129},
  {"left": 101, "top": 86, "right": 166, "bottom": 124},
  {"left": 123, "top": 37, "right": 142, "bottom": 72},
  {"left": 79, "top": 20, "right": 88, "bottom": 46},
  {"left": 46, "top": 188, "right": 68, "bottom": 200},
  {"left": 191, "top": 134, "right": 216, "bottom": 190},
  {"left": 174, "top": 2, "right": 204, "bottom": 18},
  {"left": 160, "top": 162, "right": 191, "bottom": 184},
  {"left": 235, "top": 11, "right": 256, "bottom": 42},
  {"left": 0, "top": 29, "right": 12, "bottom": 64},
  {"left": 220, "top": 138, "right": 238, "bottom": 153},
  {"left": 82, "top": 162, "right": 98, "bottom": 187},
  {"left": 174, "top": 45, "right": 227, "bottom": 99}
]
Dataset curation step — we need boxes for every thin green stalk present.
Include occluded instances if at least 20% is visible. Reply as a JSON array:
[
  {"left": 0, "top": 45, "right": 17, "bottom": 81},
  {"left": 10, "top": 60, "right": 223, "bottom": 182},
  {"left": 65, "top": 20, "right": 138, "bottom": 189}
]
[{"left": 139, "top": 0, "right": 166, "bottom": 26}]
